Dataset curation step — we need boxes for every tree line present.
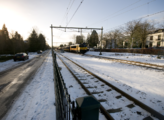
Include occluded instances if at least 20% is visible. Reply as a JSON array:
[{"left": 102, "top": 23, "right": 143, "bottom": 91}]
[
  {"left": 0, "top": 24, "right": 50, "bottom": 54},
  {"left": 60, "top": 30, "right": 99, "bottom": 48},
  {"left": 59, "top": 19, "right": 162, "bottom": 49},
  {"left": 103, "top": 19, "right": 161, "bottom": 49}
]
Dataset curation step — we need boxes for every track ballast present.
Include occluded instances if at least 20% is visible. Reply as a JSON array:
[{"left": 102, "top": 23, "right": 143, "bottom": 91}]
[{"left": 57, "top": 52, "right": 164, "bottom": 120}]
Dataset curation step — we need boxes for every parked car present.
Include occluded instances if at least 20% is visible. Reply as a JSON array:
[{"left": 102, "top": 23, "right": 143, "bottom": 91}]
[
  {"left": 37, "top": 50, "right": 42, "bottom": 54},
  {"left": 13, "top": 53, "right": 29, "bottom": 61}
]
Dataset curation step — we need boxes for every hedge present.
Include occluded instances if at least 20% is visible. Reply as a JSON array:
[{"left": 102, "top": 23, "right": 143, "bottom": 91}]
[{"left": 94, "top": 48, "right": 164, "bottom": 55}]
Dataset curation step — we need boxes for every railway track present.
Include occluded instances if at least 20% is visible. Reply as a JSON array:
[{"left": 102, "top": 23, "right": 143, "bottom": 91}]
[
  {"left": 57, "top": 53, "right": 164, "bottom": 120},
  {"left": 84, "top": 54, "right": 164, "bottom": 71}
]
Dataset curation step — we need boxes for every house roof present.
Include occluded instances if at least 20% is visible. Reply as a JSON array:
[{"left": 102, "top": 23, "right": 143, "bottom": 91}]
[
  {"left": 154, "top": 29, "right": 164, "bottom": 33},
  {"left": 149, "top": 29, "right": 164, "bottom": 34}
]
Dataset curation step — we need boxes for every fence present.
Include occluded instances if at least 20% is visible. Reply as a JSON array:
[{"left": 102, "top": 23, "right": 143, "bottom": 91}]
[{"left": 52, "top": 51, "right": 77, "bottom": 120}]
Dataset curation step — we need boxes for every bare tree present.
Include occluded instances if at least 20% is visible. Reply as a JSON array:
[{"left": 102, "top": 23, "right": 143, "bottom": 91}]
[
  {"left": 123, "top": 20, "right": 141, "bottom": 48},
  {"left": 137, "top": 20, "right": 155, "bottom": 48},
  {"left": 104, "top": 29, "right": 123, "bottom": 48}
]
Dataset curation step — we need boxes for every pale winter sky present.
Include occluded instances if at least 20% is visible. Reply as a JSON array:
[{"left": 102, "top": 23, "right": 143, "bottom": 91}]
[{"left": 0, "top": 0, "right": 164, "bottom": 46}]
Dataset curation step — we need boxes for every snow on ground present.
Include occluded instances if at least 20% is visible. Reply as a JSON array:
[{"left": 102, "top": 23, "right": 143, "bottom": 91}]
[
  {"left": 85, "top": 51, "right": 164, "bottom": 65},
  {"left": 0, "top": 52, "right": 41, "bottom": 72},
  {"left": 3, "top": 52, "right": 55, "bottom": 120},
  {"left": 56, "top": 55, "right": 107, "bottom": 120},
  {"left": 61, "top": 52, "right": 164, "bottom": 116},
  {"left": 3, "top": 50, "right": 164, "bottom": 120}
]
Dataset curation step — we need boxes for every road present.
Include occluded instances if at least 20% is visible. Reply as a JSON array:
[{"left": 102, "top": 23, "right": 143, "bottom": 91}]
[{"left": 0, "top": 50, "right": 50, "bottom": 119}]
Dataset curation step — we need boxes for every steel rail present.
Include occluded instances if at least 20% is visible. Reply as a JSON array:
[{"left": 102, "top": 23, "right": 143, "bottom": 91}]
[
  {"left": 84, "top": 54, "right": 164, "bottom": 70},
  {"left": 57, "top": 54, "right": 114, "bottom": 120},
  {"left": 58, "top": 53, "right": 164, "bottom": 120}
]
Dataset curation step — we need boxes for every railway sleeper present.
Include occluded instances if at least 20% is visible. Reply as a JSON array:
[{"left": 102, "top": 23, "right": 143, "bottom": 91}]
[
  {"left": 107, "top": 108, "right": 122, "bottom": 113},
  {"left": 57, "top": 53, "right": 164, "bottom": 120},
  {"left": 98, "top": 99, "right": 107, "bottom": 102},
  {"left": 91, "top": 91, "right": 103, "bottom": 94},
  {"left": 116, "top": 95, "right": 122, "bottom": 99},
  {"left": 126, "top": 104, "right": 135, "bottom": 108}
]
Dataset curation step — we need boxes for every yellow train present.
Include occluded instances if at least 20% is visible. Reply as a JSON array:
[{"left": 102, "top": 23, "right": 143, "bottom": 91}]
[{"left": 64, "top": 43, "right": 88, "bottom": 54}]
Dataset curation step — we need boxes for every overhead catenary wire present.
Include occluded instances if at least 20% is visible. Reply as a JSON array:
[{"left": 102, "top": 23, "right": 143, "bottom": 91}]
[
  {"left": 58, "top": 0, "right": 84, "bottom": 38},
  {"left": 105, "top": 0, "right": 156, "bottom": 21},
  {"left": 66, "top": 0, "right": 84, "bottom": 27},
  {"left": 89, "top": 0, "right": 156, "bottom": 27},
  {"left": 59, "top": 0, "right": 152, "bottom": 38},
  {"left": 60, "top": 0, "right": 75, "bottom": 25},
  {"left": 58, "top": 0, "right": 159, "bottom": 39},
  {"left": 104, "top": 10, "right": 164, "bottom": 32},
  {"left": 57, "top": 0, "right": 73, "bottom": 36},
  {"left": 89, "top": 0, "right": 142, "bottom": 26}
]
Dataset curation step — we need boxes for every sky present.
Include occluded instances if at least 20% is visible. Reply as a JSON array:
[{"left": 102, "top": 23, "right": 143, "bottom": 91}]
[{"left": 0, "top": 0, "right": 164, "bottom": 46}]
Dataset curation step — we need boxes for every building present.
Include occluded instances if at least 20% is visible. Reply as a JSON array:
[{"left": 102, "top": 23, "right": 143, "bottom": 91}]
[
  {"left": 106, "top": 39, "right": 115, "bottom": 49},
  {"left": 146, "top": 29, "right": 164, "bottom": 48},
  {"left": 76, "top": 36, "right": 83, "bottom": 44}
]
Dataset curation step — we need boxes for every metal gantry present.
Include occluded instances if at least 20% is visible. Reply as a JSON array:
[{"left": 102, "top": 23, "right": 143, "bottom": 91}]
[{"left": 50, "top": 25, "right": 103, "bottom": 55}]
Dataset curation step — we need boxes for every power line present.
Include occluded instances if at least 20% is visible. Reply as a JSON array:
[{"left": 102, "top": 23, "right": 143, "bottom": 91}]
[
  {"left": 105, "top": 0, "right": 156, "bottom": 21},
  {"left": 89, "top": 0, "right": 142, "bottom": 26},
  {"left": 67, "top": 0, "right": 76, "bottom": 16},
  {"left": 60, "top": 0, "right": 75, "bottom": 25},
  {"left": 66, "top": 0, "right": 76, "bottom": 25},
  {"left": 66, "top": 0, "right": 84, "bottom": 27},
  {"left": 59, "top": 0, "right": 84, "bottom": 38},
  {"left": 58, "top": 0, "right": 76, "bottom": 38},
  {"left": 88, "top": 0, "right": 156, "bottom": 27},
  {"left": 104, "top": 10, "right": 164, "bottom": 32}
]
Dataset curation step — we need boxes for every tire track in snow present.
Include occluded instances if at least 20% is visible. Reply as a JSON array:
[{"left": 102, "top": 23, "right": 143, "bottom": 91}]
[{"left": 4, "top": 52, "right": 55, "bottom": 120}]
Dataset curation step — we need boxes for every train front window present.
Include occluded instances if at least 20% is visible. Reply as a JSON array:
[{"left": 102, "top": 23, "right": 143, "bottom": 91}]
[
  {"left": 71, "top": 46, "right": 76, "bottom": 48},
  {"left": 80, "top": 44, "right": 86, "bottom": 47}
]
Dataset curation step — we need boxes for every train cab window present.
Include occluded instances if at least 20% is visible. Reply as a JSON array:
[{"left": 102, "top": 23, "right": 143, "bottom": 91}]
[
  {"left": 71, "top": 46, "right": 76, "bottom": 48},
  {"left": 80, "top": 43, "right": 87, "bottom": 47}
]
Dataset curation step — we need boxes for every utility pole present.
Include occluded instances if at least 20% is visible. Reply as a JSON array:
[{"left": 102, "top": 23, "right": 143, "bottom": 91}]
[
  {"left": 51, "top": 24, "right": 53, "bottom": 50},
  {"left": 99, "top": 27, "right": 103, "bottom": 55}
]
